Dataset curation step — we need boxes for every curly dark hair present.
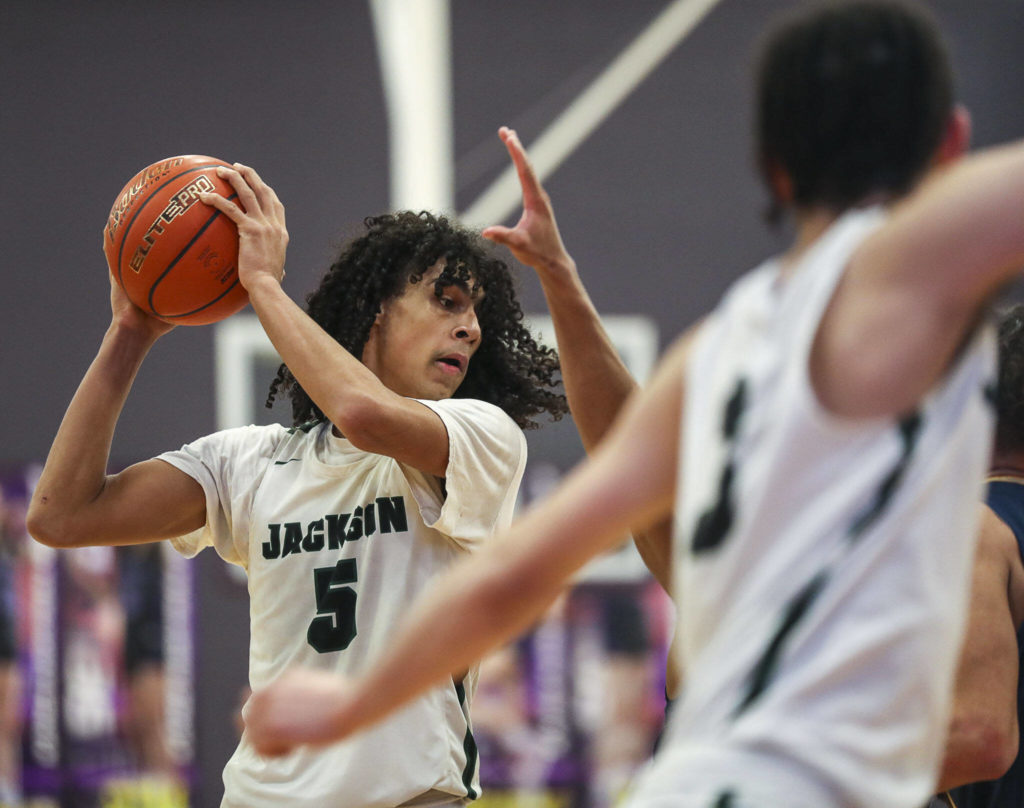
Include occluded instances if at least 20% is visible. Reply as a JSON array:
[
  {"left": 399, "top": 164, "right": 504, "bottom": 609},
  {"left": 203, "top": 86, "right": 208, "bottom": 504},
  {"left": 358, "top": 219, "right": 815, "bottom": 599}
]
[
  {"left": 267, "top": 211, "right": 568, "bottom": 430},
  {"left": 995, "top": 304, "right": 1024, "bottom": 453},
  {"left": 755, "top": 0, "right": 953, "bottom": 223}
]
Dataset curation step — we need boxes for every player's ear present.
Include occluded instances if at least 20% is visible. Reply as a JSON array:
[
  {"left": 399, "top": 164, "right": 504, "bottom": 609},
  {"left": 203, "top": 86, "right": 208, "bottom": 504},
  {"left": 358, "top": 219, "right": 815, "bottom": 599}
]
[{"left": 935, "top": 104, "right": 972, "bottom": 166}]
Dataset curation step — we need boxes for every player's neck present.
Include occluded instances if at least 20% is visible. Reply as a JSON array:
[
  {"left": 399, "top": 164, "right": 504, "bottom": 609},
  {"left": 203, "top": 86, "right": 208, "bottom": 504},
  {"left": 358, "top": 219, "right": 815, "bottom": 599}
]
[{"left": 779, "top": 208, "right": 838, "bottom": 276}]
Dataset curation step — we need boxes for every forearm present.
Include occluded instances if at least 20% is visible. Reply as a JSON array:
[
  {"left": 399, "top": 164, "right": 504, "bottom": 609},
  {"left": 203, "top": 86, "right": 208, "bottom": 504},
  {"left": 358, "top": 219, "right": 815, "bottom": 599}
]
[
  {"left": 28, "top": 322, "right": 157, "bottom": 540},
  {"left": 338, "top": 452, "right": 668, "bottom": 740},
  {"left": 632, "top": 517, "right": 674, "bottom": 594},
  {"left": 339, "top": 516, "right": 570, "bottom": 739},
  {"left": 935, "top": 513, "right": 1021, "bottom": 789},
  {"left": 535, "top": 261, "right": 638, "bottom": 451},
  {"left": 245, "top": 277, "right": 390, "bottom": 426}
]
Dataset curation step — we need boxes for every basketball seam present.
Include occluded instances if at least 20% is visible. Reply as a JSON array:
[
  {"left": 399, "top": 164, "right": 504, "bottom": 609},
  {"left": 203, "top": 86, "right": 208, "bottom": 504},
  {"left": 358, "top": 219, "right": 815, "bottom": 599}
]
[{"left": 146, "top": 193, "right": 240, "bottom": 319}]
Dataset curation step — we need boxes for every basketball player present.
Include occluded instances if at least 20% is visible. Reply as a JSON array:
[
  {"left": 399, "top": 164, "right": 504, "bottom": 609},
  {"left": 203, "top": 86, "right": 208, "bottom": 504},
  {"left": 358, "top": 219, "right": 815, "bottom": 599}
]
[
  {"left": 930, "top": 305, "right": 1024, "bottom": 807},
  {"left": 243, "top": 3, "right": 1024, "bottom": 806},
  {"left": 25, "top": 168, "right": 568, "bottom": 806}
]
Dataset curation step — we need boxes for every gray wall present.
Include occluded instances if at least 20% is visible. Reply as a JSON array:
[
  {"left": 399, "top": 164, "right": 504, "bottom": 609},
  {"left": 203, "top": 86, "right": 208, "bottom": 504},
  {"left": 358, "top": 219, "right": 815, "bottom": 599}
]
[{"left": 4, "top": 2, "right": 1023, "bottom": 804}]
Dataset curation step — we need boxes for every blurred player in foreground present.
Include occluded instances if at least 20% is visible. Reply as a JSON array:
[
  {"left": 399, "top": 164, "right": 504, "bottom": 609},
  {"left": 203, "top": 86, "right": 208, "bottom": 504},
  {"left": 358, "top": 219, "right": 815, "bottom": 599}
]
[{"left": 244, "top": 2, "right": 1024, "bottom": 806}]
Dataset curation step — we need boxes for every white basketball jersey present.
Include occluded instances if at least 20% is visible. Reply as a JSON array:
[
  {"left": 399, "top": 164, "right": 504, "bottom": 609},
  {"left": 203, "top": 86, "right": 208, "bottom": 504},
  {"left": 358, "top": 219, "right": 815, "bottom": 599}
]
[
  {"left": 636, "top": 207, "right": 996, "bottom": 808},
  {"left": 160, "top": 398, "right": 527, "bottom": 808}
]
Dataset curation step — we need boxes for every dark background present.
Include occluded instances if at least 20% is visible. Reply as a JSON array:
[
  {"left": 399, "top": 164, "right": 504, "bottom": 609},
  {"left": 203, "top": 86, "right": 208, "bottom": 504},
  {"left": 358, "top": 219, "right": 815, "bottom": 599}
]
[{"left": 3, "top": 1, "right": 1022, "bottom": 804}]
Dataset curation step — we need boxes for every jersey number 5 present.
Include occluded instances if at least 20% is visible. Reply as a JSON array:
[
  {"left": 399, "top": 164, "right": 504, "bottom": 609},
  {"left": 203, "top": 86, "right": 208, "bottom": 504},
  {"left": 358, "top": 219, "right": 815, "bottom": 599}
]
[{"left": 307, "top": 558, "right": 358, "bottom": 653}]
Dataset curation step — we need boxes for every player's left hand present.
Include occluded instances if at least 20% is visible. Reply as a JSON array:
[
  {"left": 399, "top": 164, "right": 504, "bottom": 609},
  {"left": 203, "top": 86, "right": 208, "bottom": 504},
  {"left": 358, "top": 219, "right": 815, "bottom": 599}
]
[
  {"left": 482, "top": 127, "right": 576, "bottom": 278},
  {"left": 243, "top": 668, "right": 352, "bottom": 757},
  {"left": 200, "top": 163, "right": 289, "bottom": 292}
]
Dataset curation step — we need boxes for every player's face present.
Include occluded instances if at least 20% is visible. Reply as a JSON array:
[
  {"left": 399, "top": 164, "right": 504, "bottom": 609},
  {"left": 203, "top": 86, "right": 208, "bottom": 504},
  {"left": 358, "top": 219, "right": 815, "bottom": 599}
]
[{"left": 361, "top": 261, "right": 483, "bottom": 400}]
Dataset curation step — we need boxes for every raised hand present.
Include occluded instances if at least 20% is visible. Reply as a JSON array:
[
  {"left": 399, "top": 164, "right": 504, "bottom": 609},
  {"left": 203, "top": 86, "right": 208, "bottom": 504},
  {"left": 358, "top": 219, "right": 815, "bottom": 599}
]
[
  {"left": 482, "top": 127, "right": 575, "bottom": 277},
  {"left": 200, "top": 163, "right": 289, "bottom": 292}
]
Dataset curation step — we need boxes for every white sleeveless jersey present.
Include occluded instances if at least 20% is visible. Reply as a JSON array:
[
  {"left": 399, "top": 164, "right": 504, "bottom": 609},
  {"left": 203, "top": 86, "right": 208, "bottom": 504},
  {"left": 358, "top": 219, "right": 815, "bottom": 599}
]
[
  {"left": 159, "top": 398, "right": 527, "bottom": 808},
  {"left": 635, "top": 207, "right": 996, "bottom": 808}
]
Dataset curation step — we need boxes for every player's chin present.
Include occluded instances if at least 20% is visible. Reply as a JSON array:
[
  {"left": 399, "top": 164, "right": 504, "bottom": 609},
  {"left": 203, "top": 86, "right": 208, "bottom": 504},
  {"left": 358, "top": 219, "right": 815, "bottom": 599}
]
[
  {"left": 427, "top": 369, "right": 465, "bottom": 398},
  {"left": 437, "top": 379, "right": 463, "bottom": 400}
]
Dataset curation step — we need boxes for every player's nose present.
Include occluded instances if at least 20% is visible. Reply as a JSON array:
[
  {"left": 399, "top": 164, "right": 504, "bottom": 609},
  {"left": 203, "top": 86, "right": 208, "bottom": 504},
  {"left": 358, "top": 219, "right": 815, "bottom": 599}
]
[{"left": 453, "top": 310, "right": 480, "bottom": 343}]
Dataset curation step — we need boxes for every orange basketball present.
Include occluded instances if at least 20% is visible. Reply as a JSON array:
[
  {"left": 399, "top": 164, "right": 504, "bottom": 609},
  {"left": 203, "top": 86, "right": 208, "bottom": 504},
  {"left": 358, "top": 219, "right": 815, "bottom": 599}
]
[{"left": 103, "top": 155, "right": 249, "bottom": 325}]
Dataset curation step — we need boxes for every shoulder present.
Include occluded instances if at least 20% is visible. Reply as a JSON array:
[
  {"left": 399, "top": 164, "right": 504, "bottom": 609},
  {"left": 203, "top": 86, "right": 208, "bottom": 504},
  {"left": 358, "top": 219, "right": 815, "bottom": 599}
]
[
  {"left": 417, "top": 397, "right": 527, "bottom": 479},
  {"left": 173, "top": 422, "right": 296, "bottom": 468},
  {"left": 418, "top": 398, "right": 523, "bottom": 441}
]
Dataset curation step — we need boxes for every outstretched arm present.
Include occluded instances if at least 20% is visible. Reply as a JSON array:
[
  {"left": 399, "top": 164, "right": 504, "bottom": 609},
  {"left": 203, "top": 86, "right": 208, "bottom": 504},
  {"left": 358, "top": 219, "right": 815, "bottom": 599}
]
[
  {"left": 483, "top": 127, "right": 636, "bottom": 452},
  {"left": 202, "top": 165, "right": 453, "bottom": 478},
  {"left": 935, "top": 506, "right": 1021, "bottom": 790},
  {"left": 27, "top": 273, "right": 206, "bottom": 548},
  {"left": 244, "top": 330, "right": 696, "bottom": 755},
  {"left": 483, "top": 127, "right": 676, "bottom": 594},
  {"left": 817, "top": 140, "right": 1024, "bottom": 419}
]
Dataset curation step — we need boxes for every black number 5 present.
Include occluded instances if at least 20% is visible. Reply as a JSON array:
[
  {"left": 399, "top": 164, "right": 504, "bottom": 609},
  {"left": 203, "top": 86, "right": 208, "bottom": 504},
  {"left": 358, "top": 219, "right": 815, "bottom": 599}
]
[{"left": 307, "top": 559, "right": 358, "bottom": 653}]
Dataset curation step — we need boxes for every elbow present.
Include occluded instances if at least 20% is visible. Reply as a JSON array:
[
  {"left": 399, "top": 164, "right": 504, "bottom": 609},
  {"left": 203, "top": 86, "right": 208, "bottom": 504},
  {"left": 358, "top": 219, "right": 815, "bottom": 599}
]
[
  {"left": 328, "top": 395, "right": 392, "bottom": 454},
  {"left": 25, "top": 505, "right": 61, "bottom": 548},
  {"left": 979, "top": 724, "right": 1019, "bottom": 781},
  {"left": 947, "top": 716, "right": 1019, "bottom": 783},
  {"left": 26, "top": 499, "right": 83, "bottom": 548}
]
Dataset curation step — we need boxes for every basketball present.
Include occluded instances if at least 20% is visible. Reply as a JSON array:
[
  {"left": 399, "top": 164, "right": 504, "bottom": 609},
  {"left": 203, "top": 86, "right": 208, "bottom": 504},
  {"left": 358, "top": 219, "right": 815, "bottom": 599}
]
[{"left": 103, "top": 155, "right": 249, "bottom": 326}]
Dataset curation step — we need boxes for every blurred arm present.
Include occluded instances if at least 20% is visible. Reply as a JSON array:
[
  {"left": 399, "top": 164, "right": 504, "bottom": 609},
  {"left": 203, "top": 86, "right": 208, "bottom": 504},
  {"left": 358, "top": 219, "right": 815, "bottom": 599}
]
[
  {"left": 936, "top": 506, "right": 1021, "bottom": 790},
  {"left": 816, "top": 140, "right": 1024, "bottom": 419}
]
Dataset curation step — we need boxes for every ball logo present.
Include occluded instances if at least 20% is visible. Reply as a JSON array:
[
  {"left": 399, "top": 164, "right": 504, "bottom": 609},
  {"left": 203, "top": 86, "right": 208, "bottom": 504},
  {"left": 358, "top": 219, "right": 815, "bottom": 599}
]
[
  {"left": 129, "top": 175, "right": 216, "bottom": 273},
  {"left": 105, "top": 157, "right": 184, "bottom": 242},
  {"left": 197, "top": 245, "right": 236, "bottom": 285}
]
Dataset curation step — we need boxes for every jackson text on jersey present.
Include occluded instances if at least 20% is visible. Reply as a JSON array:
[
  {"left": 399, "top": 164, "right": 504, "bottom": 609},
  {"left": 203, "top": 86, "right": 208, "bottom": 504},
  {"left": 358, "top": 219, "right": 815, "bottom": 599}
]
[{"left": 261, "top": 495, "right": 409, "bottom": 560}]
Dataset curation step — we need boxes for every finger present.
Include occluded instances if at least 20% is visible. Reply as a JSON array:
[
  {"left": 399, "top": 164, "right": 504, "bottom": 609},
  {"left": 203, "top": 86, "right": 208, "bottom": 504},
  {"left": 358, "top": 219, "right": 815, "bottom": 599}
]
[
  {"left": 233, "top": 163, "right": 283, "bottom": 219},
  {"left": 199, "top": 190, "right": 246, "bottom": 225},
  {"left": 216, "top": 165, "right": 260, "bottom": 215},
  {"left": 500, "top": 129, "right": 547, "bottom": 210}
]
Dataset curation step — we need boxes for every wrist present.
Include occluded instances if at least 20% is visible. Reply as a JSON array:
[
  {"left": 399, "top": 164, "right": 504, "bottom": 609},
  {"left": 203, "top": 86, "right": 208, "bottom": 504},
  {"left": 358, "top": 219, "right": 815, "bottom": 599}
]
[
  {"left": 534, "top": 255, "right": 580, "bottom": 285},
  {"left": 244, "top": 273, "right": 287, "bottom": 301},
  {"left": 106, "top": 318, "right": 162, "bottom": 352},
  {"left": 326, "top": 682, "right": 362, "bottom": 742}
]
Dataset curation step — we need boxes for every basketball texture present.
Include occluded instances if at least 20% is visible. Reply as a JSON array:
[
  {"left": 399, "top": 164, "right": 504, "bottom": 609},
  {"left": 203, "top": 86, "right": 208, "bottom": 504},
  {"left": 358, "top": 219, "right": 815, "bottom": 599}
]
[{"left": 103, "top": 155, "right": 248, "bottom": 325}]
